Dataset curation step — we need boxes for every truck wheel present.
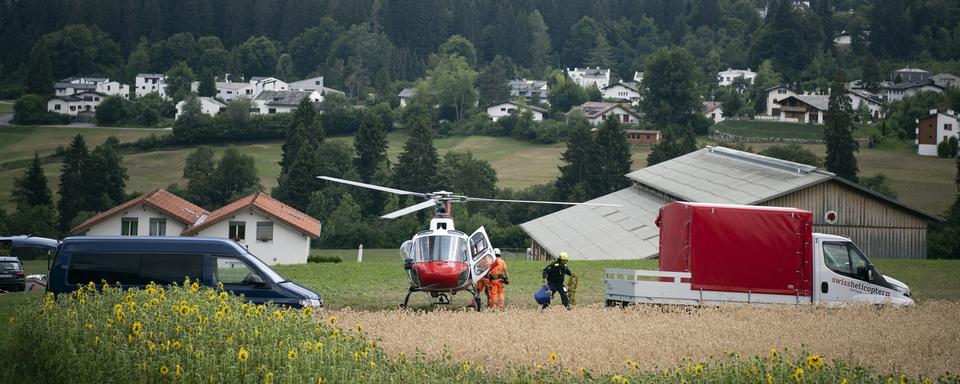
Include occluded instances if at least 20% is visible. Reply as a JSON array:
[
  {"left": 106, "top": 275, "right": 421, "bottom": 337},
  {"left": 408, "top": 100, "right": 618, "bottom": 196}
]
[{"left": 605, "top": 299, "right": 617, "bottom": 307}]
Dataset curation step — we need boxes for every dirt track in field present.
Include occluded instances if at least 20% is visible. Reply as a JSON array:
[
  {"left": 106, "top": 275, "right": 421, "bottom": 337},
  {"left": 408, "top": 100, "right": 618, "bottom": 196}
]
[{"left": 333, "top": 302, "right": 960, "bottom": 376}]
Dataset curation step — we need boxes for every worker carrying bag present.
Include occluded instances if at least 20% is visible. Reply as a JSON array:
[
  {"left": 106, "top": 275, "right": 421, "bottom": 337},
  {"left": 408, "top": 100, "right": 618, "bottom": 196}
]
[{"left": 534, "top": 284, "right": 551, "bottom": 305}]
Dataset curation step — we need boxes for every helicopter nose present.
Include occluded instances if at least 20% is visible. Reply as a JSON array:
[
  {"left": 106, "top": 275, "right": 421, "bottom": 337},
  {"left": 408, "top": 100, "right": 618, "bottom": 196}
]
[{"left": 411, "top": 261, "right": 470, "bottom": 289}]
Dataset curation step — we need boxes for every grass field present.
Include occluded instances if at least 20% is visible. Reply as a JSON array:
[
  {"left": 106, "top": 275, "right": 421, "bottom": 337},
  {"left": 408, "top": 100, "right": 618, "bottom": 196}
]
[
  {"left": 713, "top": 120, "right": 826, "bottom": 140},
  {"left": 0, "top": 125, "right": 953, "bottom": 215}
]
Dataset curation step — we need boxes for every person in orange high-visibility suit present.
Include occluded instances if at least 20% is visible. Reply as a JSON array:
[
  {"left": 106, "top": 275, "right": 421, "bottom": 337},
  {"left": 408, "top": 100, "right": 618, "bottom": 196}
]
[
  {"left": 474, "top": 273, "right": 492, "bottom": 308},
  {"left": 486, "top": 248, "right": 509, "bottom": 309}
]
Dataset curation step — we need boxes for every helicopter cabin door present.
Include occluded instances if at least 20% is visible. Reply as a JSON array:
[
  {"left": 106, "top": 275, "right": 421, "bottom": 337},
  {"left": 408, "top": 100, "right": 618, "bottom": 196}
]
[{"left": 468, "top": 226, "right": 496, "bottom": 283}]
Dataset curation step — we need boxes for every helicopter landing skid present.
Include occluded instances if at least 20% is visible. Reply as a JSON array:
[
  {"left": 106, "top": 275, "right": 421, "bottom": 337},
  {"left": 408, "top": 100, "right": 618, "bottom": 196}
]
[{"left": 399, "top": 288, "right": 482, "bottom": 311}]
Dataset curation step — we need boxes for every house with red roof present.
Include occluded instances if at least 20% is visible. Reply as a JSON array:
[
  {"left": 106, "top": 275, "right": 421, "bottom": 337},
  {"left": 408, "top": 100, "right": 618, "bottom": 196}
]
[
  {"left": 73, "top": 190, "right": 208, "bottom": 237},
  {"left": 72, "top": 190, "right": 321, "bottom": 265}
]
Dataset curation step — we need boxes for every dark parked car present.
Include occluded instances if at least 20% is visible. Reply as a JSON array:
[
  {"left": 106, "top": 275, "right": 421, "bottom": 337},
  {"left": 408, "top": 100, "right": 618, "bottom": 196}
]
[
  {"left": 0, "top": 236, "right": 322, "bottom": 308},
  {"left": 0, "top": 256, "right": 26, "bottom": 292}
]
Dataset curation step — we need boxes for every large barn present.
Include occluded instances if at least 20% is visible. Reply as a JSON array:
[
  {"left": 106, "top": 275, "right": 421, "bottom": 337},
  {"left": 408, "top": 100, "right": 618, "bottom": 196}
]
[{"left": 521, "top": 146, "right": 941, "bottom": 260}]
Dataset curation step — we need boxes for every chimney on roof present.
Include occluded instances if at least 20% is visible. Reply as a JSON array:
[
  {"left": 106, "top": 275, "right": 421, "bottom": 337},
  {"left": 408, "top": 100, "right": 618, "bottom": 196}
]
[
  {"left": 225, "top": 73, "right": 231, "bottom": 83},
  {"left": 930, "top": 108, "right": 938, "bottom": 115}
]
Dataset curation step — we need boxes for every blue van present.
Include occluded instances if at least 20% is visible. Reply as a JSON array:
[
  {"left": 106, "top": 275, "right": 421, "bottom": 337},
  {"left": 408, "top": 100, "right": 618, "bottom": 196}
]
[{"left": 0, "top": 236, "right": 322, "bottom": 308}]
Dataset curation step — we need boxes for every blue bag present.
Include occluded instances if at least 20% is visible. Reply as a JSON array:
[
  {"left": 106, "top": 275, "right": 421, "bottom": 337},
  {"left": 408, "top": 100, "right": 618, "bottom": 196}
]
[{"left": 534, "top": 284, "right": 551, "bottom": 305}]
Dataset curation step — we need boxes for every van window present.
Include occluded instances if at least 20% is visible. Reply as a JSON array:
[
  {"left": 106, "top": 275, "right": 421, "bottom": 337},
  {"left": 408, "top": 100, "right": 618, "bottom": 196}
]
[
  {"left": 214, "top": 256, "right": 262, "bottom": 286},
  {"left": 141, "top": 254, "right": 203, "bottom": 284},
  {"left": 68, "top": 254, "right": 140, "bottom": 285}
]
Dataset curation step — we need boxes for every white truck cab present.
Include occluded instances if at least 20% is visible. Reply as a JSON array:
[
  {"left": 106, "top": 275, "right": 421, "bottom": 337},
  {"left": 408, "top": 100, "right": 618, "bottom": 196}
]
[{"left": 812, "top": 233, "right": 913, "bottom": 305}]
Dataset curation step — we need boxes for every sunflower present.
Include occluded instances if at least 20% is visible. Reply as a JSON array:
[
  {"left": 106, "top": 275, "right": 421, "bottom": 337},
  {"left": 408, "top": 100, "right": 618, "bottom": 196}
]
[
  {"left": 175, "top": 364, "right": 182, "bottom": 377},
  {"left": 219, "top": 291, "right": 228, "bottom": 301},
  {"left": 807, "top": 355, "right": 823, "bottom": 370},
  {"left": 793, "top": 367, "right": 804, "bottom": 382},
  {"left": 767, "top": 373, "right": 774, "bottom": 384},
  {"left": 287, "top": 349, "right": 297, "bottom": 360},
  {"left": 264, "top": 371, "right": 274, "bottom": 384},
  {"left": 172, "top": 340, "right": 182, "bottom": 350},
  {"left": 131, "top": 321, "right": 143, "bottom": 335},
  {"left": 237, "top": 346, "right": 250, "bottom": 362},
  {"left": 328, "top": 315, "right": 337, "bottom": 325},
  {"left": 369, "top": 361, "right": 376, "bottom": 369},
  {"left": 159, "top": 365, "right": 169, "bottom": 375},
  {"left": 694, "top": 363, "right": 703, "bottom": 376},
  {"left": 314, "top": 342, "right": 323, "bottom": 352},
  {"left": 549, "top": 353, "right": 558, "bottom": 363},
  {"left": 770, "top": 348, "right": 778, "bottom": 359},
  {"left": 178, "top": 305, "right": 190, "bottom": 316}
]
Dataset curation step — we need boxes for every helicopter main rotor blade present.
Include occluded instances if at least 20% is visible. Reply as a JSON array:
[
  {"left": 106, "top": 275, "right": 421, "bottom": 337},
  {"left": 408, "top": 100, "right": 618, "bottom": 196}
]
[
  {"left": 381, "top": 200, "right": 438, "bottom": 219},
  {"left": 317, "top": 176, "right": 428, "bottom": 198},
  {"left": 463, "top": 197, "right": 622, "bottom": 207}
]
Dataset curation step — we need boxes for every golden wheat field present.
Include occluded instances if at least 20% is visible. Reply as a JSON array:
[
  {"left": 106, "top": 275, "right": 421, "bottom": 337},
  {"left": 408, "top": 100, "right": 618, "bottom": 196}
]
[{"left": 334, "top": 302, "right": 960, "bottom": 377}]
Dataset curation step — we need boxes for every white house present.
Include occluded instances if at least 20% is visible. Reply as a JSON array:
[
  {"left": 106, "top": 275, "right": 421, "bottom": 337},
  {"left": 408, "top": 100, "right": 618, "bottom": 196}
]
[
  {"left": 774, "top": 95, "right": 829, "bottom": 124},
  {"left": 567, "top": 67, "right": 611, "bottom": 89},
  {"left": 215, "top": 81, "right": 256, "bottom": 102},
  {"left": 508, "top": 79, "right": 549, "bottom": 104},
  {"left": 931, "top": 73, "right": 960, "bottom": 89},
  {"left": 602, "top": 82, "right": 641, "bottom": 105},
  {"left": 763, "top": 85, "right": 800, "bottom": 117},
  {"left": 703, "top": 101, "right": 724, "bottom": 122},
  {"left": 175, "top": 97, "right": 226, "bottom": 119},
  {"left": 183, "top": 192, "right": 321, "bottom": 265},
  {"left": 882, "top": 82, "right": 944, "bottom": 102},
  {"left": 289, "top": 76, "right": 325, "bottom": 92},
  {"left": 47, "top": 91, "right": 107, "bottom": 116},
  {"left": 575, "top": 101, "right": 641, "bottom": 127},
  {"left": 915, "top": 109, "right": 959, "bottom": 156},
  {"left": 71, "top": 190, "right": 320, "bottom": 265},
  {"left": 249, "top": 76, "right": 289, "bottom": 93},
  {"left": 55, "top": 77, "right": 129, "bottom": 99},
  {"left": 486, "top": 101, "right": 546, "bottom": 122},
  {"left": 398, "top": 88, "right": 416, "bottom": 107},
  {"left": 833, "top": 31, "right": 852, "bottom": 46},
  {"left": 718, "top": 68, "right": 757, "bottom": 87},
  {"left": 848, "top": 89, "right": 885, "bottom": 119},
  {"left": 135, "top": 73, "right": 167, "bottom": 99},
  {"left": 251, "top": 90, "right": 321, "bottom": 114},
  {"left": 72, "top": 189, "right": 209, "bottom": 237}
]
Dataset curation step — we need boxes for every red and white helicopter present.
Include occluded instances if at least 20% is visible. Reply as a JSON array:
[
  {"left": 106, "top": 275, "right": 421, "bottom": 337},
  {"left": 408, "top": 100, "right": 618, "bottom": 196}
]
[{"left": 317, "top": 176, "right": 617, "bottom": 310}]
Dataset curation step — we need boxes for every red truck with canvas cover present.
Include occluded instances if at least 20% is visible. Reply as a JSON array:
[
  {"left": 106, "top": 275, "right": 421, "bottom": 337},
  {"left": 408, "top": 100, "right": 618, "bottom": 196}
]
[{"left": 604, "top": 202, "right": 913, "bottom": 306}]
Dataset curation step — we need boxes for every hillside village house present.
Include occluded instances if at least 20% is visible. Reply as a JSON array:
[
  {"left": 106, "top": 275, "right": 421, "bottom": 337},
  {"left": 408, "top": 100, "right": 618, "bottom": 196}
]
[
  {"left": 398, "top": 88, "right": 416, "bottom": 107},
  {"left": 72, "top": 190, "right": 321, "bottom": 265},
  {"left": 508, "top": 79, "right": 549, "bottom": 104},
  {"left": 601, "top": 82, "right": 641, "bottom": 105},
  {"left": 251, "top": 90, "right": 321, "bottom": 114},
  {"left": 135, "top": 73, "right": 167, "bottom": 99},
  {"left": 915, "top": 109, "right": 959, "bottom": 156},
  {"left": 890, "top": 67, "right": 930, "bottom": 83},
  {"left": 931, "top": 73, "right": 960, "bottom": 89},
  {"left": 703, "top": 101, "right": 724, "bottom": 122},
  {"left": 56, "top": 77, "right": 129, "bottom": 99},
  {"left": 624, "top": 129, "right": 660, "bottom": 144},
  {"left": 717, "top": 68, "right": 756, "bottom": 87},
  {"left": 215, "top": 76, "right": 289, "bottom": 102},
  {"left": 175, "top": 97, "right": 226, "bottom": 118},
  {"left": 848, "top": 89, "right": 885, "bottom": 119},
  {"left": 763, "top": 84, "right": 800, "bottom": 116},
  {"left": 882, "top": 81, "right": 945, "bottom": 102},
  {"left": 567, "top": 67, "right": 611, "bottom": 89},
  {"left": 522, "top": 146, "right": 939, "bottom": 261},
  {"left": 833, "top": 31, "right": 852, "bottom": 46},
  {"left": 47, "top": 91, "right": 106, "bottom": 116},
  {"left": 575, "top": 101, "right": 641, "bottom": 126},
  {"left": 485, "top": 101, "right": 546, "bottom": 122},
  {"left": 775, "top": 95, "right": 829, "bottom": 124}
]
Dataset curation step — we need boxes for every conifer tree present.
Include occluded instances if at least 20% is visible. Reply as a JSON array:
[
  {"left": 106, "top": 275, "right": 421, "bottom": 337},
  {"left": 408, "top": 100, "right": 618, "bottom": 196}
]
[
  {"left": 86, "top": 137, "right": 129, "bottom": 211},
  {"left": 647, "top": 125, "right": 698, "bottom": 166},
  {"left": 11, "top": 152, "right": 52, "bottom": 209},
  {"left": 212, "top": 147, "right": 260, "bottom": 206},
  {"left": 588, "top": 116, "right": 633, "bottom": 197},
  {"left": 393, "top": 119, "right": 440, "bottom": 192},
  {"left": 25, "top": 43, "right": 53, "bottom": 97},
  {"left": 58, "top": 135, "right": 90, "bottom": 231},
  {"left": 585, "top": 33, "right": 614, "bottom": 69},
  {"left": 275, "top": 97, "right": 323, "bottom": 210},
  {"left": 183, "top": 146, "right": 217, "bottom": 209},
  {"left": 280, "top": 97, "right": 323, "bottom": 171},
  {"left": 555, "top": 116, "right": 595, "bottom": 200},
  {"left": 354, "top": 111, "right": 388, "bottom": 183},
  {"left": 824, "top": 78, "right": 859, "bottom": 181}
]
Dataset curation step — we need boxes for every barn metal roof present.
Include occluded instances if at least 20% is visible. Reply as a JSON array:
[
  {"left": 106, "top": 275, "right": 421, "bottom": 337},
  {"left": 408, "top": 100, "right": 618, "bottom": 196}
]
[
  {"left": 522, "top": 146, "right": 942, "bottom": 260},
  {"left": 519, "top": 186, "right": 670, "bottom": 260},
  {"left": 625, "top": 146, "right": 834, "bottom": 205}
]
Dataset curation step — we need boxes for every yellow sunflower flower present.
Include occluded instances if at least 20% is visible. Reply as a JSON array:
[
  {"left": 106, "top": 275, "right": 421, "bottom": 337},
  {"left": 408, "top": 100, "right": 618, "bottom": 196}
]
[
  {"left": 549, "top": 353, "right": 558, "bottom": 363},
  {"left": 793, "top": 367, "right": 804, "bottom": 382},
  {"left": 238, "top": 346, "right": 250, "bottom": 362},
  {"left": 159, "top": 365, "right": 169, "bottom": 375},
  {"left": 131, "top": 321, "right": 143, "bottom": 335},
  {"left": 287, "top": 349, "right": 297, "bottom": 360},
  {"left": 806, "top": 355, "right": 823, "bottom": 370}
]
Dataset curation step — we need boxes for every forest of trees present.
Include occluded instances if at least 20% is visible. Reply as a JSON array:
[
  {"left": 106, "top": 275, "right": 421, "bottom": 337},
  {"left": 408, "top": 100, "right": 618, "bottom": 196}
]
[{"left": 3, "top": 0, "right": 960, "bottom": 101}]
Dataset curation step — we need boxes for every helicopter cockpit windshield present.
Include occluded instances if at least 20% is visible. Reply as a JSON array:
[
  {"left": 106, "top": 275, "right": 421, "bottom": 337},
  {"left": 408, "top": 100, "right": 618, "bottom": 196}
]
[{"left": 410, "top": 235, "right": 469, "bottom": 262}]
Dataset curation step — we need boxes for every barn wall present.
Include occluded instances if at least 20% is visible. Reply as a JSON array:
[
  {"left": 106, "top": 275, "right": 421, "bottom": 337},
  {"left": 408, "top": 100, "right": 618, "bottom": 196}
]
[{"left": 761, "top": 180, "right": 928, "bottom": 259}]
